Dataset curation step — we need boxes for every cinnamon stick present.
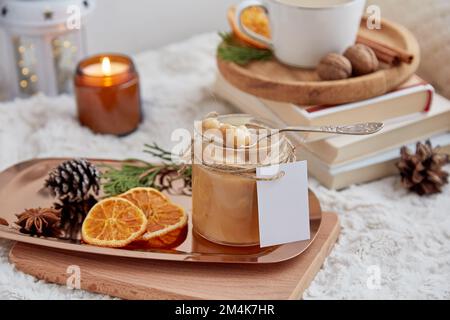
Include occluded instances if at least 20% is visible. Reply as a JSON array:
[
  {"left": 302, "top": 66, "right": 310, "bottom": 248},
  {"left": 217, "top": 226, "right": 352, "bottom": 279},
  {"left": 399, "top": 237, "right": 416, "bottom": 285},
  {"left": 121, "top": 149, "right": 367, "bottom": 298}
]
[
  {"left": 374, "top": 50, "right": 401, "bottom": 66},
  {"left": 357, "top": 34, "right": 414, "bottom": 65}
]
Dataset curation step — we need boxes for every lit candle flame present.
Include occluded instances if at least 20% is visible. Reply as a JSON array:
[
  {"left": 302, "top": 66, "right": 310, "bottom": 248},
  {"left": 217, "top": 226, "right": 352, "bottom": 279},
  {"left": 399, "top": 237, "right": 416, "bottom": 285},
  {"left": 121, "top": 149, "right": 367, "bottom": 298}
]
[{"left": 101, "top": 57, "right": 112, "bottom": 76}]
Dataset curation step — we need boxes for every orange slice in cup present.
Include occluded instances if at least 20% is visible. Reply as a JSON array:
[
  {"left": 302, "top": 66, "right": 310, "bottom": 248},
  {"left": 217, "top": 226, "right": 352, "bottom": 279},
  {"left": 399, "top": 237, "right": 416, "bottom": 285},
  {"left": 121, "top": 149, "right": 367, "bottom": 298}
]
[
  {"left": 81, "top": 198, "right": 147, "bottom": 248},
  {"left": 119, "top": 188, "right": 188, "bottom": 248},
  {"left": 227, "top": 5, "right": 271, "bottom": 49}
]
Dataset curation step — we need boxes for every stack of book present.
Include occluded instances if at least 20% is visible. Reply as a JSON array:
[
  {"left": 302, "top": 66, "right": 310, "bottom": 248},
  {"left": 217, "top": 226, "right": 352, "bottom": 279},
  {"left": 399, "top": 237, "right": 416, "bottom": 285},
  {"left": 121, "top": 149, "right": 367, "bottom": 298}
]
[{"left": 214, "top": 74, "right": 450, "bottom": 189}]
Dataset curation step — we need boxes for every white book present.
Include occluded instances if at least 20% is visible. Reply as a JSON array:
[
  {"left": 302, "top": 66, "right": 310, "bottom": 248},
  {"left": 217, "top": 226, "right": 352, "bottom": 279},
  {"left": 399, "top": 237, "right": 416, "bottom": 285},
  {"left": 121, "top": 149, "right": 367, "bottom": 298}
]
[
  {"left": 214, "top": 73, "right": 436, "bottom": 143},
  {"left": 298, "top": 132, "right": 450, "bottom": 190},
  {"left": 261, "top": 75, "right": 434, "bottom": 127},
  {"left": 214, "top": 75, "right": 450, "bottom": 189},
  {"left": 304, "top": 94, "right": 450, "bottom": 165}
]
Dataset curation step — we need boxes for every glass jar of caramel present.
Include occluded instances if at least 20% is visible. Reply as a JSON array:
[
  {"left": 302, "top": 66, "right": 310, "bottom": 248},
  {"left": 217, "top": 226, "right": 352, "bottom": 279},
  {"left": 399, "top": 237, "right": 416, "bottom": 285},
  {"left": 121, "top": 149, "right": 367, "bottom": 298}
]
[{"left": 191, "top": 114, "right": 295, "bottom": 247}]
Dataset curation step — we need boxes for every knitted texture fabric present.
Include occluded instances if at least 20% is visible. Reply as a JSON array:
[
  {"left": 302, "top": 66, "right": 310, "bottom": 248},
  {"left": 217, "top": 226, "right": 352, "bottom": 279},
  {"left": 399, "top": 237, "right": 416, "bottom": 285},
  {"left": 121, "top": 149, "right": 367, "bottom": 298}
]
[{"left": 0, "top": 33, "right": 449, "bottom": 299}]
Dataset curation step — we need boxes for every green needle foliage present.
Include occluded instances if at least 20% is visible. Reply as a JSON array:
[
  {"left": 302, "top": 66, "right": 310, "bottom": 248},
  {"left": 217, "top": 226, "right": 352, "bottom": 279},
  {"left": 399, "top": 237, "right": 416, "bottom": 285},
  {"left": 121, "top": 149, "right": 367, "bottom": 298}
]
[
  {"left": 101, "top": 143, "right": 191, "bottom": 197},
  {"left": 217, "top": 32, "right": 273, "bottom": 65}
]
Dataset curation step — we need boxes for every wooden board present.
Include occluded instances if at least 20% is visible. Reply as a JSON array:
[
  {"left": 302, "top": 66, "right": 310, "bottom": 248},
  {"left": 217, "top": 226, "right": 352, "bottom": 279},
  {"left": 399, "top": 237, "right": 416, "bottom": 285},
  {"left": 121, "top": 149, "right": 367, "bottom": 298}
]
[
  {"left": 217, "top": 18, "right": 420, "bottom": 106},
  {"left": 9, "top": 212, "right": 340, "bottom": 300}
]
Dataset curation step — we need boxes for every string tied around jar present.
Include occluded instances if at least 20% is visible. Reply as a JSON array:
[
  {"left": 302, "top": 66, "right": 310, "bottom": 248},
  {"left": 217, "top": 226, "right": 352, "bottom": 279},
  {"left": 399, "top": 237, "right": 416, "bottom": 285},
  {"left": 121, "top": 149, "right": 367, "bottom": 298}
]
[{"left": 183, "top": 135, "right": 296, "bottom": 182}]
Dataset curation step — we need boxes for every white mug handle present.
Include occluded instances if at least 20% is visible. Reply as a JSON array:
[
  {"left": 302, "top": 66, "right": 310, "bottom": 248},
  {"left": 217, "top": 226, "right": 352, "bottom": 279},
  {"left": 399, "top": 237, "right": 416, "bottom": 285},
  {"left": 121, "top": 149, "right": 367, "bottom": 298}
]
[{"left": 235, "top": 0, "right": 272, "bottom": 48}]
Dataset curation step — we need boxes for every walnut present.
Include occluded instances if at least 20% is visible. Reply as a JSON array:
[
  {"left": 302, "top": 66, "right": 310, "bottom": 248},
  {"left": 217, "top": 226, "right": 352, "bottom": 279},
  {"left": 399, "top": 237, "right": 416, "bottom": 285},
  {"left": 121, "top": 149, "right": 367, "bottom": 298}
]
[
  {"left": 317, "top": 53, "right": 352, "bottom": 81},
  {"left": 344, "top": 44, "right": 379, "bottom": 76}
]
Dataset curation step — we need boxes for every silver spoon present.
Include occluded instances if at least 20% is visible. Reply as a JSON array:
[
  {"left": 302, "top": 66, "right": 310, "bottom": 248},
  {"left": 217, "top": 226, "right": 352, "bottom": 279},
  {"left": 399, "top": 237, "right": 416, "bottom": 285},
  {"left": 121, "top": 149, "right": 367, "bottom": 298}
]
[{"left": 243, "top": 122, "right": 384, "bottom": 149}]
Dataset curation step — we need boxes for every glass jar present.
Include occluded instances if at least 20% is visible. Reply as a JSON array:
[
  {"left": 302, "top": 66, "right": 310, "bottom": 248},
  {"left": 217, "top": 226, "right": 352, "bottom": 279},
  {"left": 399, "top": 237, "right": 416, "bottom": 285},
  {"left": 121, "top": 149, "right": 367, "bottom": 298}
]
[{"left": 192, "top": 114, "right": 295, "bottom": 247}]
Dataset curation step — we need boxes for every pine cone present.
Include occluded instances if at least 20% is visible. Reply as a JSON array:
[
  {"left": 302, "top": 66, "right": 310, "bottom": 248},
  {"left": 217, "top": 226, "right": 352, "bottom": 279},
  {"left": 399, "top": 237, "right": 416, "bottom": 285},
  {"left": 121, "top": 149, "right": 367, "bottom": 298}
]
[
  {"left": 0, "top": 218, "right": 9, "bottom": 226},
  {"left": 45, "top": 159, "right": 101, "bottom": 203},
  {"left": 154, "top": 167, "right": 192, "bottom": 196},
  {"left": 54, "top": 196, "right": 97, "bottom": 242},
  {"left": 16, "top": 208, "right": 61, "bottom": 237},
  {"left": 396, "top": 140, "right": 450, "bottom": 196}
]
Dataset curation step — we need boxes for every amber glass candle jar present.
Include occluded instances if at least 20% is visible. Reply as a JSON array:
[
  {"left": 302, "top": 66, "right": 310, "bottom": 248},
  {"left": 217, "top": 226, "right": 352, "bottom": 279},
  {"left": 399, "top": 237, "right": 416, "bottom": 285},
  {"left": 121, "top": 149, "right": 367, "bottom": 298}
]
[
  {"left": 192, "top": 114, "right": 296, "bottom": 247},
  {"left": 74, "top": 54, "right": 142, "bottom": 135}
]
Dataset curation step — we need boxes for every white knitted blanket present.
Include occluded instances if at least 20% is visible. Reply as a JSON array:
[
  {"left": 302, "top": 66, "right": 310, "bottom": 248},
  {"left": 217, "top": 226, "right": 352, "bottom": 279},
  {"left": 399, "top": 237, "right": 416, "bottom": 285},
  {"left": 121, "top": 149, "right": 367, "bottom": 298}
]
[{"left": 0, "top": 33, "right": 449, "bottom": 300}]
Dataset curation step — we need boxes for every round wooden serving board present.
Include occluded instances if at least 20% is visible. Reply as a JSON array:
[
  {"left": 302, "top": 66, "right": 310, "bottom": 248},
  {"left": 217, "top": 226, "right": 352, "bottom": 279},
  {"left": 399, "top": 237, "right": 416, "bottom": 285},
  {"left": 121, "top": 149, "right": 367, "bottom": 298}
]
[{"left": 217, "top": 18, "right": 420, "bottom": 106}]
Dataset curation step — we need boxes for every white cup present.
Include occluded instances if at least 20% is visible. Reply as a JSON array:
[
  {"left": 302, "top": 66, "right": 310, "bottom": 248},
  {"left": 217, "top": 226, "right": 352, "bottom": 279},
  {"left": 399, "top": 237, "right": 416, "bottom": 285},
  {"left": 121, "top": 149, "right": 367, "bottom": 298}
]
[{"left": 235, "top": 0, "right": 366, "bottom": 68}]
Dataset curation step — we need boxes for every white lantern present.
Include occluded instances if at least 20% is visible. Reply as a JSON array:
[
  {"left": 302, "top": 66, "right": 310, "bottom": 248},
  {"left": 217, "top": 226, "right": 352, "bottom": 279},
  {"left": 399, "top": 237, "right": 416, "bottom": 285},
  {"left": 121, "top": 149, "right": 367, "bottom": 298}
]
[{"left": 0, "top": 0, "right": 95, "bottom": 99}]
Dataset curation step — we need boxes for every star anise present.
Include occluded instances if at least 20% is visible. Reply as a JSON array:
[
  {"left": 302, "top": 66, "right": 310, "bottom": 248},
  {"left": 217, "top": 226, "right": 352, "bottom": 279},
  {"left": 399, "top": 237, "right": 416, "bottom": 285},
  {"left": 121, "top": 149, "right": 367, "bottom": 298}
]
[{"left": 16, "top": 208, "right": 61, "bottom": 237}]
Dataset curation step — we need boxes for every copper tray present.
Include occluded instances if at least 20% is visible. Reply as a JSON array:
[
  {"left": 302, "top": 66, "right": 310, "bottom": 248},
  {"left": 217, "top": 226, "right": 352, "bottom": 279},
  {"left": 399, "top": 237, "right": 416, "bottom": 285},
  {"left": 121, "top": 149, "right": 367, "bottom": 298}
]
[{"left": 0, "top": 158, "right": 322, "bottom": 264}]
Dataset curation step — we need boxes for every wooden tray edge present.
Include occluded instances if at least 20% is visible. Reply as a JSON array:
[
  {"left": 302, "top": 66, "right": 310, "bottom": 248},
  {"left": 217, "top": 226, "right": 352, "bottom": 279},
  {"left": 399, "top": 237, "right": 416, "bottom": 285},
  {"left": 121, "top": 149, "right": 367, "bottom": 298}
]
[
  {"left": 289, "top": 212, "right": 340, "bottom": 299},
  {"left": 9, "top": 212, "right": 340, "bottom": 300}
]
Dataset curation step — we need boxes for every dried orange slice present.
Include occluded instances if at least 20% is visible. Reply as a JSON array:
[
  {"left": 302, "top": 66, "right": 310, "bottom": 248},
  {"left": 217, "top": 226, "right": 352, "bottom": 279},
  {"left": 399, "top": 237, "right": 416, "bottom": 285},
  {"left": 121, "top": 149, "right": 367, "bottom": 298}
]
[
  {"left": 81, "top": 198, "right": 147, "bottom": 248},
  {"left": 227, "top": 5, "right": 271, "bottom": 49},
  {"left": 119, "top": 187, "right": 169, "bottom": 217},
  {"left": 129, "top": 224, "right": 188, "bottom": 249},
  {"left": 119, "top": 188, "right": 188, "bottom": 246}
]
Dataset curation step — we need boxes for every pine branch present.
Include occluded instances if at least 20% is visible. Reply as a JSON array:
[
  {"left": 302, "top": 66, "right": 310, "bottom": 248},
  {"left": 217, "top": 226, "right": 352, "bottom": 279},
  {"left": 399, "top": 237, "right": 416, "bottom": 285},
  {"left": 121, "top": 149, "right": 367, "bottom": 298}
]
[
  {"left": 217, "top": 32, "right": 272, "bottom": 65},
  {"left": 101, "top": 144, "right": 192, "bottom": 197},
  {"left": 143, "top": 143, "right": 174, "bottom": 162}
]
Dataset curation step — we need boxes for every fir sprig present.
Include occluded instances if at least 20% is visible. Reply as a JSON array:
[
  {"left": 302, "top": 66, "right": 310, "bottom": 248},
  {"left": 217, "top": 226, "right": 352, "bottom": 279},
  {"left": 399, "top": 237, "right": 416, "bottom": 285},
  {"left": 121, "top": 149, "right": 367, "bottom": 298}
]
[
  {"left": 101, "top": 144, "right": 191, "bottom": 197},
  {"left": 143, "top": 142, "right": 174, "bottom": 162},
  {"left": 217, "top": 32, "right": 273, "bottom": 65}
]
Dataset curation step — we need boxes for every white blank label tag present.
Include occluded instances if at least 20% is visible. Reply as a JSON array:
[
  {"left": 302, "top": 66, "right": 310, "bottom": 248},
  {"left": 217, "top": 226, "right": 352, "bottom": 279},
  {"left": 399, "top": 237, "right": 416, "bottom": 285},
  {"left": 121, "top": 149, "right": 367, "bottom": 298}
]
[{"left": 256, "top": 161, "right": 310, "bottom": 248}]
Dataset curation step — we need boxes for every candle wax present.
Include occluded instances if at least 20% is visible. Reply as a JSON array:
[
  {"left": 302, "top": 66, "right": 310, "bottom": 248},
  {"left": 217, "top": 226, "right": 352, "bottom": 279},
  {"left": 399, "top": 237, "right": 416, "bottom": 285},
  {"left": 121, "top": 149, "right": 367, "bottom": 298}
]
[{"left": 83, "top": 61, "right": 129, "bottom": 77}]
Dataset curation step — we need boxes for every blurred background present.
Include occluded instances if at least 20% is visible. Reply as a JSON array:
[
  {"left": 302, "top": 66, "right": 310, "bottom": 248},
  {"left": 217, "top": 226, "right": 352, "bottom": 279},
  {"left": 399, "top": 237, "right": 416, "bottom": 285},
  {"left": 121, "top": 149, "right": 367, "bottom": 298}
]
[
  {"left": 0, "top": 0, "right": 449, "bottom": 99},
  {"left": 86, "top": 0, "right": 236, "bottom": 54},
  {"left": 0, "top": 0, "right": 235, "bottom": 61},
  {"left": 0, "top": 0, "right": 230, "bottom": 99}
]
